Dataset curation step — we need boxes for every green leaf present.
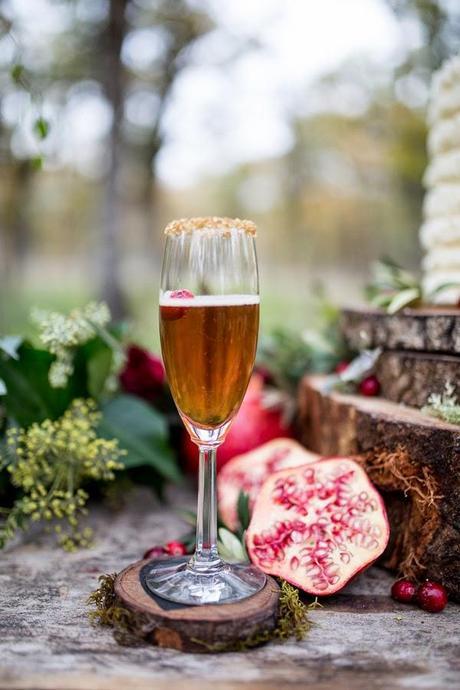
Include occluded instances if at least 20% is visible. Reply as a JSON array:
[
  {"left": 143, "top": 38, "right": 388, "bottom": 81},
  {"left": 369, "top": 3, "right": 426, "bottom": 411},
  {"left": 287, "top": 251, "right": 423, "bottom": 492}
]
[
  {"left": 0, "top": 379, "right": 6, "bottom": 396},
  {"left": 81, "top": 337, "right": 114, "bottom": 399},
  {"left": 427, "top": 282, "right": 460, "bottom": 297},
  {"left": 0, "top": 342, "right": 77, "bottom": 426},
  {"left": 176, "top": 509, "right": 197, "bottom": 527},
  {"left": 217, "top": 527, "right": 247, "bottom": 563},
  {"left": 31, "top": 155, "right": 43, "bottom": 171},
  {"left": 10, "top": 64, "right": 24, "bottom": 84},
  {"left": 0, "top": 336, "right": 22, "bottom": 360},
  {"left": 33, "top": 117, "right": 49, "bottom": 140},
  {"left": 98, "top": 394, "right": 181, "bottom": 483},
  {"left": 387, "top": 287, "right": 421, "bottom": 314},
  {"left": 237, "top": 491, "right": 250, "bottom": 531}
]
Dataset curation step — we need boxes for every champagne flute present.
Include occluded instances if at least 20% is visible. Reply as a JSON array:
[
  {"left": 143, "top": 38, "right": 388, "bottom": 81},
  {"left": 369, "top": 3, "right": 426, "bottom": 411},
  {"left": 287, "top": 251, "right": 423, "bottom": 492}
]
[{"left": 144, "top": 217, "right": 266, "bottom": 605}]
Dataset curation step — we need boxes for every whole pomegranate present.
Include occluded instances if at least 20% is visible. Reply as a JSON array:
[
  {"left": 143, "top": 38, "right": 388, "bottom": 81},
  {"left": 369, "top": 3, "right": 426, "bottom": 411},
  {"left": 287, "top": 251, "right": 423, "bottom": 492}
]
[
  {"left": 416, "top": 580, "right": 448, "bottom": 613},
  {"left": 246, "top": 457, "right": 390, "bottom": 595},
  {"left": 181, "top": 373, "right": 294, "bottom": 474}
]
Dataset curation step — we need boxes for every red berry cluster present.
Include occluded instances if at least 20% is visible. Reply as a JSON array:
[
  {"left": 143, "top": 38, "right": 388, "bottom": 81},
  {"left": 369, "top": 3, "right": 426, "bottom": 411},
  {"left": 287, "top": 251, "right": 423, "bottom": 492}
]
[
  {"left": 391, "top": 578, "right": 448, "bottom": 613},
  {"left": 143, "top": 540, "right": 188, "bottom": 560}
]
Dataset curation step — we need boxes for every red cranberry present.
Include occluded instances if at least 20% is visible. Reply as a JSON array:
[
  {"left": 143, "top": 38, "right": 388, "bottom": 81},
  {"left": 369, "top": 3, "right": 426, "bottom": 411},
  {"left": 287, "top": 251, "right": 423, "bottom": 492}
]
[
  {"left": 416, "top": 580, "right": 448, "bottom": 613},
  {"left": 359, "top": 375, "right": 380, "bottom": 397},
  {"left": 164, "top": 540, "right": 187, "bottom": 556},
  {"left": 160, "top": 289, "right": 195, "bottom": 321},
  {"left": 170, "top": 289, "right": 194, "bottom": 299},
  {"left": 335, "top": 360, "right": 350, "bottom": 374},
  {"left": 391, "top": 578, "right": 416, "bottom": 603},
  {"left": 143, "top": 545, "right": 166, "bottom": 560}
]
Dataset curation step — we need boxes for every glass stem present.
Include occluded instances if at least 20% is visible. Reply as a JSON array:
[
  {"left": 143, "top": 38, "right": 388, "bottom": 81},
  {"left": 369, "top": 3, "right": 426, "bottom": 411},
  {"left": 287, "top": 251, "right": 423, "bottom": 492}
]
[{"left": 193, "top": 445, "right": 220, "bottom": 569}]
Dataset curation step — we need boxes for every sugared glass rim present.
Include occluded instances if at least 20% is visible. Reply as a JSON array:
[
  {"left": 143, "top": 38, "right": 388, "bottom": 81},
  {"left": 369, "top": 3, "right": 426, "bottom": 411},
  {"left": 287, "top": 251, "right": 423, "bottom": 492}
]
[{"left": 164, "top": 216, "right": 257, "bottom": 237}]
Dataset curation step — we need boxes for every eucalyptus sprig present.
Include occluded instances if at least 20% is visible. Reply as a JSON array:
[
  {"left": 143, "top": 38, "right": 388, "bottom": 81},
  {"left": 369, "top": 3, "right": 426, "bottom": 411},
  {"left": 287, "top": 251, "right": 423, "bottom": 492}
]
[
  {"left": 365, "top": 258, "right": 422, "bottom": 313},
  {"left": 0, "top": 398, "right": 125, "bottom": 550},
  {"left": 365, "top": 257, "right": 459, "bottom": 314}
]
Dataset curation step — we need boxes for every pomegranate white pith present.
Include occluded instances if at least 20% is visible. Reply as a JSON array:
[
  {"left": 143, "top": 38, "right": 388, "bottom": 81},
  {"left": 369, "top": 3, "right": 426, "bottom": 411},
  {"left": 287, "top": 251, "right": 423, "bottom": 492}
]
[
  {"left": 246, "top": 457, "right": 390, "bottom": 595},
  {"left": 218, "top": 439, "right": 320, "bottom": 531}
]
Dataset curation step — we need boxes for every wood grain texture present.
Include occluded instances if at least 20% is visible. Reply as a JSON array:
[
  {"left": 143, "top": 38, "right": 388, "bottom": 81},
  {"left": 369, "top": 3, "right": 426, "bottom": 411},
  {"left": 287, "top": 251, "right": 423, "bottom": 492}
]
[
  {"left": 0, "top": 487, "right": 459, "bottom": 690},
  {"left": 376, "top": 350, "right": 460, "bottom": 407},
  {"left": 298, "top": 375, "right": 460, "bottom": 599},
  {"left": 114, "top": 560, "right": 280, "bottom": 652},
  {"left": 341, "top": 306, "right": 460, "bottom": 353}
]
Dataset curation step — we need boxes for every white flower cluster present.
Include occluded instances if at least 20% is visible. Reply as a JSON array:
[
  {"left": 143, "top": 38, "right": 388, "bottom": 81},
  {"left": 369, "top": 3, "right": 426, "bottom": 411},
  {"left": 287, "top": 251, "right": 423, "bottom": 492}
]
[
  {"left": 32, "top": 302, "right": 111, "bottom": 388},
  {"left": 421, "top": 55, "right": 460, "bottom": 304}
]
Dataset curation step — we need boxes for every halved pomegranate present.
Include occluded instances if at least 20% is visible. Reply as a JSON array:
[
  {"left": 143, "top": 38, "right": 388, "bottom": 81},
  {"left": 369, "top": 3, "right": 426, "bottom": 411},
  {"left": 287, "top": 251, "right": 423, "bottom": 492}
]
[
  {"left": 246, "top": 457, "right": 389, "bottom": 595},
  {"left": 218, "top": 438, "right": 319, "bottom": 531}
]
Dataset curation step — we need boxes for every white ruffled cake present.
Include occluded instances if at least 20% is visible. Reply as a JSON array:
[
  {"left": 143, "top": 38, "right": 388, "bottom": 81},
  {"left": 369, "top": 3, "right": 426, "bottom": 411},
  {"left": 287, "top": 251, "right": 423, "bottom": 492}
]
[{"left": 421, "top": 55, "right": 460, "bottom": 305}]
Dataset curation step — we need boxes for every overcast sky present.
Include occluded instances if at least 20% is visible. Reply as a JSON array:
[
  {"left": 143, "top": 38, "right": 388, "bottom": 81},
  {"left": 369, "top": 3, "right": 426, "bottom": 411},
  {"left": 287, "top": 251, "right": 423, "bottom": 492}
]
[{"left": 3, "top": 0, "right": 420, "bottom": 187}]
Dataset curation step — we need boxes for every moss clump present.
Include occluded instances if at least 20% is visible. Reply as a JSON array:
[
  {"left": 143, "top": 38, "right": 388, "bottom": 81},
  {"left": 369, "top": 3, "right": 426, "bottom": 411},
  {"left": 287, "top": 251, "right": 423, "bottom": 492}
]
[
  {"left": 192, "top": 580, "right": 320, "bottom": 652},
  {"left": 87, "top": 573, "right": 152, "bottom": 646},
  {"left": 88, "top": 574, "right": 320, "bottom": 651}
]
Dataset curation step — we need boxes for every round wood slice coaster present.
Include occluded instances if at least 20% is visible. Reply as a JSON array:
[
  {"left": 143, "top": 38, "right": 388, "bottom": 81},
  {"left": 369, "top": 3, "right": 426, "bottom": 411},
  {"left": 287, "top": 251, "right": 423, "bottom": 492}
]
[{"left": 115, "top": 560, "right": 280, "bottom": 653}]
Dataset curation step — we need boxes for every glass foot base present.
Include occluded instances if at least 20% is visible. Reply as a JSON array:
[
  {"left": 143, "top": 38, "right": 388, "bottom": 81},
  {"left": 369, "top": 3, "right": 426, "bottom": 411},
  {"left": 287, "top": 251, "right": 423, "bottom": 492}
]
[{"left": 143, "top": 556, "right": 267, "bottom": 605}]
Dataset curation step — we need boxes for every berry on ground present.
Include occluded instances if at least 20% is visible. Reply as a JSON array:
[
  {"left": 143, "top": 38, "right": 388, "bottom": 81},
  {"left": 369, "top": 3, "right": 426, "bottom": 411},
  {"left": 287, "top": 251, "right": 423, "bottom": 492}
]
[
  {"left": 143, "top": 545, "right": 166, "bottom": 560},
  {"left": 164, "top": 540, "right": 187, "bottom": 556},
  {"left": 391, "top": 578, "right": 416, "bottom": 604},
  {"left": 335, "top": 360, "right": 350, "bottom": 374},
  {"left": 416, "top": 580, "right": 448, "bottom": 613},
  {"left": 359, "top": 375, "right": 381, "bottom": 397}
]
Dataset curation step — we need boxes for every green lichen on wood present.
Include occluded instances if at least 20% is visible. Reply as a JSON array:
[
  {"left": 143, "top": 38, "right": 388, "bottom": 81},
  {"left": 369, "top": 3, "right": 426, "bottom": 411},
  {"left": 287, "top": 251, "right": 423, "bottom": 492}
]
[
  {"left": 87, "top": 574, "right": 320, "bottom": 651},
  {"left": 422, "top": 381, "right": 460, "bottom": 425}
]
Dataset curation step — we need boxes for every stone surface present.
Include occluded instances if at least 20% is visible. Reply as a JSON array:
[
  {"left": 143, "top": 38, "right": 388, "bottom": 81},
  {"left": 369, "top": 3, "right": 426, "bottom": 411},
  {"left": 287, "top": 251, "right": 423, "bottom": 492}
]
[{"left": 0, "top": 487, "right": 459, "bottom": 690}]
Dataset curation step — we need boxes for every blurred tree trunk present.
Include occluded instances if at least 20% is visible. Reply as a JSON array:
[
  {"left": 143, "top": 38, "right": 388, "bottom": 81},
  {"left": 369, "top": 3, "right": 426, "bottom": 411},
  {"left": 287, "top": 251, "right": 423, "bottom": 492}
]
[
  {"left": 1, "top": 160, "right": 33, "bottom": 276},
  {"left": 136, "top": 5, "right": 212, "bottom": 258},
  {"left": 100, "top": 0, "right": 128, "bottom": 319}
]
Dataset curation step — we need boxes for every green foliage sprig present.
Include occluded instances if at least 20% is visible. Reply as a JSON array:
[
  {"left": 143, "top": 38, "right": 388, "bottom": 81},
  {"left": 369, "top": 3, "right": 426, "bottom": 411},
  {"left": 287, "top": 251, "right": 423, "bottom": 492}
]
[
  {"left": 257, "top": 297, "right": 348, "bottom": 396},
  {"left": 365, "top": 257, "right": 459, "bottom": 314},
  {"left": 422, "top": 381, "right": 460, "bottom": 425},
  {"left": 0, "top": 399, "right": 125, "bottom": 550},
  {"left": 32, "top": 302, "right": 122, "bottom": 389}
]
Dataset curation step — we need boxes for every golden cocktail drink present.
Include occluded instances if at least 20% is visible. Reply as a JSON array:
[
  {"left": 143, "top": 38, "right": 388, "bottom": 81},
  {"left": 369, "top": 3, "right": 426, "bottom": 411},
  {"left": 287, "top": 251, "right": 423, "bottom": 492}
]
[{"left": 160, "top": 294, "right": 259, "bottom": 427}]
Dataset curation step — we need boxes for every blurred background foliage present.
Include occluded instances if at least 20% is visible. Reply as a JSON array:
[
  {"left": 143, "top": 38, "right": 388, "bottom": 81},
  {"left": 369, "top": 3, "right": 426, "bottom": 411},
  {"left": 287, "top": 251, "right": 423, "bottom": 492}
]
[{"left": 0, "top": 0, "right": 459, "bottom": 348}]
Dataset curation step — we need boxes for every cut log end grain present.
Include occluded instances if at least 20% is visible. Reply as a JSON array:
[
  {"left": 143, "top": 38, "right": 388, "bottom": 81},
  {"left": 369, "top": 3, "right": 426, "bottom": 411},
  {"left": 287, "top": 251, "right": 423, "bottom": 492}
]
[
  {"left": 341, "top": 306, "right": 460, "bottom": 354},
  {"left": 114, "top": 561, "right": 280, "bottom": 653},
  {"left": 376, "top": 350, "right": 460, "bottom": 408}
]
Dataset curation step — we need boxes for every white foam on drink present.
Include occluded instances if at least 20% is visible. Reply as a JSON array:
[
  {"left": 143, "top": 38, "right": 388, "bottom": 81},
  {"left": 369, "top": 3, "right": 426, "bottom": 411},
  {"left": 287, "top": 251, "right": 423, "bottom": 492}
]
[{"left": 159, "top": 293, "right": 260, "bottom": 307}]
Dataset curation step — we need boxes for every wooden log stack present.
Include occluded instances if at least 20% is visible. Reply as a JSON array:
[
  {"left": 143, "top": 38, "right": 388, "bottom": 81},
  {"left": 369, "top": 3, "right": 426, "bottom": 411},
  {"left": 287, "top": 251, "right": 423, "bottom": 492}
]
[{"left": 298, "top": 307, "right": 460, "bottom": 600}]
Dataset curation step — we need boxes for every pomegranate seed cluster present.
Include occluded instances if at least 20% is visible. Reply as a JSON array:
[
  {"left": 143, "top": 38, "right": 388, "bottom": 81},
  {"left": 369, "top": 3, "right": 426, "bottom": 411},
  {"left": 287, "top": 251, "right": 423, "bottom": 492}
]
[
  {"left": 218, "top": 440, "right": 319, "bottom": 532},
  {"left": 247, "top": 459, "right": 389, "bottom": 595}
]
